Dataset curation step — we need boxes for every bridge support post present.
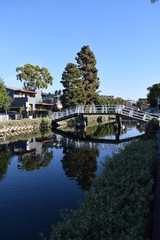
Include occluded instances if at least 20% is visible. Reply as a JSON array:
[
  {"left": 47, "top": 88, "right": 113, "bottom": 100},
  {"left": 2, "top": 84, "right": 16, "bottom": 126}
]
[
  {"left": 76, "top": 114, "right": 87, "bottom": 130},
  {"left": 116, "top": 115, "right": 121, "bottom": 127},
  {"left": 115, "top": 115, "right": 121, "bottom": 141}
]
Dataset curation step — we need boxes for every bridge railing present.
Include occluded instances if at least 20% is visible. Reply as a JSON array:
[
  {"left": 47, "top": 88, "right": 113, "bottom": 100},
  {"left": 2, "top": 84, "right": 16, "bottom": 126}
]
[
  {"left": 51, "top": 105, "right": 158, "bottom": 122},
  {"left": 51, "top": 106, "right": 78, "bottom": 120},
  {"left": 120, "top": 106, "right": 153, "bottom": 121}
]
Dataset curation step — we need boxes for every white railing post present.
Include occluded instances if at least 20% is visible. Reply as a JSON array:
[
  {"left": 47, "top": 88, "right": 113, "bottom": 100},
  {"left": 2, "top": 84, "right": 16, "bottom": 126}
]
[
  {"left": 105, "top": 105, "right": 108, "bottom": 113},
  {"left": 56, "top": 112, "right": 58, "bottom": 119},
  {"left": 76, "top": 106, "right": 79, "bottom": 114},
  {"left": 89, "top": 105, "right": 92, "bottom": 113},
  {"left": 143, "top": 114, "right": 146, "bottom": 121},
  {"left": 93, "top": 105, "right": 96, "bottom": 113},
  {"left": 129, "top": 110, "right": 133, "bottom": 117}
]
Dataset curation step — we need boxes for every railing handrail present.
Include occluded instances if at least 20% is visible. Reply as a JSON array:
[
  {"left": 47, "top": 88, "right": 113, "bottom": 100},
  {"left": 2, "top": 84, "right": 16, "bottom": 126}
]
[{"left": 51, "top": 105, "right": 159, "bottom": 122}]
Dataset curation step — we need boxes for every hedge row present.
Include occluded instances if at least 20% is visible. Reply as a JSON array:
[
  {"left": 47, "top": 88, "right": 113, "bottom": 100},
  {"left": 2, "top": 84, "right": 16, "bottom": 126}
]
[{"left": 44, "top": 139, "right": 157, "bottom": 240}]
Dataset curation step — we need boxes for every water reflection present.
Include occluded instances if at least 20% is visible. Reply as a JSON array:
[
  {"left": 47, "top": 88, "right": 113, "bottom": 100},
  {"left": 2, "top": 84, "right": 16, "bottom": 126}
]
[
  {"left": 0, "top": 122, "right": 145, "bottom": 240},
  {"left": 61, "top": 146, "right": 99, "bottom": 191},
  {"left": 0, "top": 147, "right": 11, "bottom": 180},
  {"left": 17, "top": 147, "right": 53, "bottom": 171},
  {"left": 0, "top": 121, "right": 144, "bottom": 179},
  {"left": 0, "top": 133, "right": 100, "bottom": 191},
  {"left": 85, "top": 123, "right": 116, "bottom": 138},
  {"left": 60, "top": 120, "right": 145, "bottom": 142}
]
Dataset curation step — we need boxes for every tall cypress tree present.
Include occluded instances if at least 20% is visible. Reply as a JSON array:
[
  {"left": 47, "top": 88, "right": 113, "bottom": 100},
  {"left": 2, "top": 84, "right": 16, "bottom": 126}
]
[
  {"left": 75, "top": 45, "right": 100, "bottom": 104},
  {"left": 61, "top": 63, "right": 86, "bottom": 108}
]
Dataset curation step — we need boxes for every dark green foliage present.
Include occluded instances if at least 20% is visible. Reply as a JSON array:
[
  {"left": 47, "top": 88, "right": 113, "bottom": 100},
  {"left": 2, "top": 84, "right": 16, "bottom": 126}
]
[
  {"left": 76, "top": 45, "right": 100, "bottom": 104},
  {"left": 46, "top": 140, "right": 157, "bottom": 240},
  {"left": 16, "top": 64, "right": 53, "bottom": 90},
  {"left": 147, "top": 83, "right": 160, "bottom": 107},
  {"left": 153, "top": 118, "right": 159, "bottom": 130},
  {"left": 93, "top": 93, "right": 108, "bottom": 105},
  {"left": 0, "top": 78, "right": 12, "bottom": 112},
  {"left": 61, "top": 46, "right": 100, "bottom": 107},
  {"left": 61, "top": 63, "right": 86, "bottom": 108},
  {"left": 0, "top": 147, "right": 11, "bottom": 180}
]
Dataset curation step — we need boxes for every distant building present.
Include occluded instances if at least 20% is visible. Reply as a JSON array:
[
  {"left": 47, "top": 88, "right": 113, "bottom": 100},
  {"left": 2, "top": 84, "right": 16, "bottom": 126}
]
[
  {"left": 42, "top": 90, "right": 62, "bottom": 110},
  {"left": 126, "top": 100, "right": 136, "bottom": 107}
]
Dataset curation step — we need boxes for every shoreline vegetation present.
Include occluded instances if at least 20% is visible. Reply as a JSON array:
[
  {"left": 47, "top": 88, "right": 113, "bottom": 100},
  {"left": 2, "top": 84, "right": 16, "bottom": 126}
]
[{"left": 41, "top": 139, "right": 157, "bottom": 240}]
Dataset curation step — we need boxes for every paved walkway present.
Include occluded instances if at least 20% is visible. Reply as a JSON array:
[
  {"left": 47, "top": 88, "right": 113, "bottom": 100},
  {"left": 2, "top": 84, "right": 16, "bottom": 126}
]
[{"left": 152, "top": 129, "right": 160, "bottom": 240}]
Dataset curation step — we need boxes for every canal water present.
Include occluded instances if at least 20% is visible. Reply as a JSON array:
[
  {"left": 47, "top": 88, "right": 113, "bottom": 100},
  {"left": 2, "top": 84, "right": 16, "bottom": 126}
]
[{"left": 0, "top": 121, "right": 145, "bottom": 240}]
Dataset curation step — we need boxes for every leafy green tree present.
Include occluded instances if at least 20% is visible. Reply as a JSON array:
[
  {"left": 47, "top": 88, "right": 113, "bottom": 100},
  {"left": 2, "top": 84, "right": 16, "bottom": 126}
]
[
  {"left": 93, "top": 93, "right": 108, "bottom": 105},
  {"left": 61, "top": 63, "right": 86, "bottom": 108},
  {"left": 16, "top": 64, "right": 53, "bottom": 90},
  {"left": 147, "top": 83, "right": 160, "bottom": 107},
  {"left": 75, "top": 45, "right": 100, "bottom": 104},
  {"left": 0, "top": 78, "right": 12, "bottom": 112}
]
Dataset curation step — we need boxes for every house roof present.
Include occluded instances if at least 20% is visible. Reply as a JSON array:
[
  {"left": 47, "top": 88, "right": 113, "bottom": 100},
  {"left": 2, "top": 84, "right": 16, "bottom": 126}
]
[
  {"left": 15, "top": 89, "right": 37, "bottom": 94},
  {"left": 35, "top": 102, "right": 55, "bottom": 106},
  {"left": 6, "top": 86, "right": 37, "bottom": 94}
]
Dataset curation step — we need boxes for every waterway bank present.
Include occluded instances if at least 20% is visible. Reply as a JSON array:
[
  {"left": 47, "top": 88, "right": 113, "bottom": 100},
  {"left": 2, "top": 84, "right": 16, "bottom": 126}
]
[{"left": 0, "top": 118, "right": 52, "bottom": 137}]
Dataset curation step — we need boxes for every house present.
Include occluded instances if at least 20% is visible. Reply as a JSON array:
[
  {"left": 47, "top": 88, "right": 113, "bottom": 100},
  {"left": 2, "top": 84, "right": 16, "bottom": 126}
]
[
  {"left": 6, "top": 86, "right": 55, "bottom": 116},
  {"left": 42, "top": 90, "right": 62, "bottom": 110}
]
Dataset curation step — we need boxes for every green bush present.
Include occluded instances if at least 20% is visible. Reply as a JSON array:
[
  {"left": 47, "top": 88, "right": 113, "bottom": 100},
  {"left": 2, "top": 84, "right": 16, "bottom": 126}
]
[
  {"left": 45, "top": 140, "right": 157, "bottom": 240},
  {"left": 153, "top": 118, "right": 159, "bottom": 130}
]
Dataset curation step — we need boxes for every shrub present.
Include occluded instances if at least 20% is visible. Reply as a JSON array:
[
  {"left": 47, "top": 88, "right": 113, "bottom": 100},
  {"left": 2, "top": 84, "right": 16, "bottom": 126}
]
[
  {"left": 153, "top": 118, "right": 159, "bottom": 130},
  {"left": 44, "top": 140, "right": 157, "bottom": 240}
]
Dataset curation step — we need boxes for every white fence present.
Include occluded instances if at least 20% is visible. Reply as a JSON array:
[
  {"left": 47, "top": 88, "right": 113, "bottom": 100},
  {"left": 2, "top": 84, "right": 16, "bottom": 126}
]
[{"left": 0, "top": 114, "right": 9, "bottom": 122}]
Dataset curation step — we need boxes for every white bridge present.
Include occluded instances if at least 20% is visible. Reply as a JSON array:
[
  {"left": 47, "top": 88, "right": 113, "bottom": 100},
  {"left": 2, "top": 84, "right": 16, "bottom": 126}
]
[{"left": 51, "top": 105, "right": 159, "bottom": 123}]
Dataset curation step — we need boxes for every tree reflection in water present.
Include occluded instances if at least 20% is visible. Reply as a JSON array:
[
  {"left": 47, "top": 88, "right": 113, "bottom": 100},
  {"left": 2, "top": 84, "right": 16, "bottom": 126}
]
[
  {"left": 85, "top": 122, "right": 127, "bottom": 138},
  {"left": 61, "top": 145, "right": 99, "bottom": 191},
  {"left": 17, "top": 147, "right": 53, "bottom": 171},
  {"left": 0, "top": 147, "right": 11, "bottom": 180}
]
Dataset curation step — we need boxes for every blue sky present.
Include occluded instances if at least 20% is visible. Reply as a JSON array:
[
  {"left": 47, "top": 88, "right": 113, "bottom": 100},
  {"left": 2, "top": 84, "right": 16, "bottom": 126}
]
[{"left": 0, "top": 0, "right": 160, "bottom": 100}]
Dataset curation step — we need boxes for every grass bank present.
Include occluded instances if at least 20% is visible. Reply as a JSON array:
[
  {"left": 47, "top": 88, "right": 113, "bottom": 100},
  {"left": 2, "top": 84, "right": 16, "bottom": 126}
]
[
  {"left": 42, "top": 139, "right": 157, "bottom": 240},
  {"left": 0, "top": 118, "right": 52, "bottom": 131}
]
